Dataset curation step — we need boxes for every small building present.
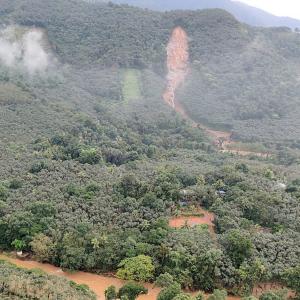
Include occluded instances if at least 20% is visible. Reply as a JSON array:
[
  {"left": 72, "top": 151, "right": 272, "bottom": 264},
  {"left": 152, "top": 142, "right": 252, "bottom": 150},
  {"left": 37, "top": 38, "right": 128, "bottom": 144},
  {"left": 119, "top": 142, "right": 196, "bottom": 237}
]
[
  {"left": 275, "top": 182, "right": 287, "bottom": 190},
  {"left": 217, "top": 190, "right": 226, "bottom": 196}
]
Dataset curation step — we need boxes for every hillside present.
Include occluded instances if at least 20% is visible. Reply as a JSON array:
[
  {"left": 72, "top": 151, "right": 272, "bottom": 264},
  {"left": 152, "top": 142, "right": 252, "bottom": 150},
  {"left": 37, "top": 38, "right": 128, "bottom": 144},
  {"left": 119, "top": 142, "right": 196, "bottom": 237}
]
[
  {"left": 107, "top": 0, "right": 300, "bottom": 28},
  {"left": 0, "top": 1, "right": 299, "bottom": 299},
  {"left": 2, "top": 0, "right": 300, "bottom": 145}
]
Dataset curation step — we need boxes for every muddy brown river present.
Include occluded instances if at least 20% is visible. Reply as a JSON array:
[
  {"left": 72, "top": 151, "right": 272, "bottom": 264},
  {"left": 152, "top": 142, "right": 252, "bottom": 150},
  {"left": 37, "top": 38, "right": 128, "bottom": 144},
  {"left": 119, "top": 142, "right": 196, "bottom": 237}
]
[
  {"left": 0, "top": 254, "right": 245, "bottom": 300},
  {"left": 2, "top": 253, "right": 282, "bottom": 300},
  {"left": 0, "top": 254, "right": 160, "bottom": 300}
]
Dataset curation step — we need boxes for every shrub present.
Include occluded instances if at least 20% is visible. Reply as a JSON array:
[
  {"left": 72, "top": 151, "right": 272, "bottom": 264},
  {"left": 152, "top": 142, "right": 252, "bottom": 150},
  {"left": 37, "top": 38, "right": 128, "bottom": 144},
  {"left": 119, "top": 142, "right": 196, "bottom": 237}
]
[
  {"left": 105, "top": 285, "right": 117, "bottom": 300},
  {"left": 118, "top": 282, "right": 148, "bottom": 300},
  {"left": 30, "top": 161, "right": 48, "bottom": 174},
  {"left": 117, "top": 255, "right": 155, "bottom": 282},
  {"left": 8, "top": 179, "right": 22, "bottom": 189},
  {"left": 157, "top": 283, "right": 181, "bottom": 300},
  {"left": 207, "top": 290, "right": 227, "bottom": 300},
  {"left": 155, "top": 273, "right": 175, "bottom": 288}
]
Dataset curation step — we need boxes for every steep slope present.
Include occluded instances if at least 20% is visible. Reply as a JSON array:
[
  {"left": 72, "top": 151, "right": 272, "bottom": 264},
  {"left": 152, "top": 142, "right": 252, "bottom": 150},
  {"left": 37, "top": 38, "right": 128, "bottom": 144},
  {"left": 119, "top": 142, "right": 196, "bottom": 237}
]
[
  {"left": 109, "top": 0, "right": 300, "bottom": 28},
  {"left": 163, "top": 27, "right": 189, "bottom": 110},
  {"left": 162, "top": 26, "right": 270, "bottom": 157},
  {"left": 1, "top": 0, "right": 300, "bottom": 144}
]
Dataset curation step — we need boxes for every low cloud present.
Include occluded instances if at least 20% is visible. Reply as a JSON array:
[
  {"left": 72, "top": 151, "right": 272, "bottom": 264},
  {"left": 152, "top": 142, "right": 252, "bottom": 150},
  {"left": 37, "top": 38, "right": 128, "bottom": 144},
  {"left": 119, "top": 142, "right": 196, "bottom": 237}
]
[{"left": 0, "top": 26, "right": 50, "bottom": 74}]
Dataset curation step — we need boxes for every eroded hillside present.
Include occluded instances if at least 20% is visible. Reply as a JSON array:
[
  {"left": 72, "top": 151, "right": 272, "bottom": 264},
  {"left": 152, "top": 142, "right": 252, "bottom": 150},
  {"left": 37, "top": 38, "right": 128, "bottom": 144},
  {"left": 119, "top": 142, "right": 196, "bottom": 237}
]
[
  {"left": 163, "top": 27, "right": 189, "bottom": 109},
  {"left": 163, "top": 26, "right": 270, "bottom": 157}
]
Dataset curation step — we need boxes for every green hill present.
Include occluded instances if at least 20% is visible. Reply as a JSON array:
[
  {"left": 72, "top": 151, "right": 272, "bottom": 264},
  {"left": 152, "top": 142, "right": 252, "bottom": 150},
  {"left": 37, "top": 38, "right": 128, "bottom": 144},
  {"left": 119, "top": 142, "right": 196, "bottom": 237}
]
[{"left": 2, "top": 0, "right": 300, "bottom": 144}]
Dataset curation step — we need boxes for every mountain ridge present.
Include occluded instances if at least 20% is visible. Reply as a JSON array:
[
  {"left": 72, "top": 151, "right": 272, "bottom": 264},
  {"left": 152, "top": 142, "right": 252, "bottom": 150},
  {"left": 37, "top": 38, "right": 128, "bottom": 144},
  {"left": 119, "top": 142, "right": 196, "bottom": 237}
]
[{"left": 103, "top": 0, "right": 300, "bottom": 28}]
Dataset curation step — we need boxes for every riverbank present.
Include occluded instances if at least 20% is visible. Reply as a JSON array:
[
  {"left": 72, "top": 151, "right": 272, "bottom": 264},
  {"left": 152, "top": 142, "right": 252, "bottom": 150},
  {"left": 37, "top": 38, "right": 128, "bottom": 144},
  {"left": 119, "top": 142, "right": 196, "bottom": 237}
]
[
  {"left": 1, "top": 253, "right": 290, "bottom": 300},
  {"left": 0, "top": 254, "right": 160, "bottom": 300},
  {"left": 0, "top": 253, "right": 241, "bottom": 300}
]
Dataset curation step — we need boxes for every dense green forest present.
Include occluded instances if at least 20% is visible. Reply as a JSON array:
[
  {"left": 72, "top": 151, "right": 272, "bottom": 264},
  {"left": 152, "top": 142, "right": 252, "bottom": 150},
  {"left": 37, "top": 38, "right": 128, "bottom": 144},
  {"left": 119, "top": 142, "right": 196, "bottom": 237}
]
[{"left": 0, "top": 0, "right": 299, "bottom": 299}]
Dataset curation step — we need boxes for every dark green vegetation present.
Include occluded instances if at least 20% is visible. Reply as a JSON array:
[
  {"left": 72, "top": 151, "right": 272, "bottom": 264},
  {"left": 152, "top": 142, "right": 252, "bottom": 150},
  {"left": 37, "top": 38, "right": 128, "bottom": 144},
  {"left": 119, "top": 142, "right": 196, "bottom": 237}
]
[
  {"left": 105, "top": 282, "right": 148, "bottom": 300},
  {"left": 0, "top": 0, "right": 299, "bottom": 298},
  {"left": 0, "top": 259, "right": 96, "bottom": 299}
]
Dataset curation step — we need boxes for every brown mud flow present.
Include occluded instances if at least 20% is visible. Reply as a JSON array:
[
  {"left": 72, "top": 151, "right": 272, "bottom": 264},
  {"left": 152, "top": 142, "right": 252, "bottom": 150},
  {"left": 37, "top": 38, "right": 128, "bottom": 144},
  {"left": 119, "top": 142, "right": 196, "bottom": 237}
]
[
  {"left": 169, "top": 208, "right": 215, "bottom": 229},
  {"left": 0, "top": 254, "right": 289, "bottom": 300},
  {"left": 163, "top": 27, "right": 189, "bottom": 110},
  {"left": 0, "top": 254, "right": 237, "bottom": 300},
  {"left": 163, "top": 27, "right": 269, "bottom": 158}
]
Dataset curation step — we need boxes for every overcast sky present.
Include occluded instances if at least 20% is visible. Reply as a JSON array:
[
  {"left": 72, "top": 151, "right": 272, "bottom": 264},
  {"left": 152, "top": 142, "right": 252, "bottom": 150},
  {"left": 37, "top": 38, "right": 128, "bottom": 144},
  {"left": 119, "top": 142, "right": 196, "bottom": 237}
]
[{"left": 235, "top": 0, "right": 300, "bottom": 20}]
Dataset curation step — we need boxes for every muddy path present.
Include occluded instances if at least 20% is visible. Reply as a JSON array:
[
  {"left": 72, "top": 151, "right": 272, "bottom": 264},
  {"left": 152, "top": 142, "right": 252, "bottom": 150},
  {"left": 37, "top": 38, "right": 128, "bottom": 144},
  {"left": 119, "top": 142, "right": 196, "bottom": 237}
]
[
  {"left": 163, "top": 27, "right": 269, "bottom": 158},
  {"left": 169, "top": 207, "right": 215, "bottom": 230}
]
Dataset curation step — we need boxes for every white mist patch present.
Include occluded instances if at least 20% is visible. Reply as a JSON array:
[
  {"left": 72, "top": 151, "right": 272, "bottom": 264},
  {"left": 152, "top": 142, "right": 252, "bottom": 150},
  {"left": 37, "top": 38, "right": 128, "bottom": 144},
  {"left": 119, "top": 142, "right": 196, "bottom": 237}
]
[
  {"left": 22, "top": 31, "right": 49, "bottom": 74},
  {"left": 0, "top": 39, "right": 21, "bottom": 67},
  {"left": 0, "top": 26, "right": 50, "bottom": 74}
]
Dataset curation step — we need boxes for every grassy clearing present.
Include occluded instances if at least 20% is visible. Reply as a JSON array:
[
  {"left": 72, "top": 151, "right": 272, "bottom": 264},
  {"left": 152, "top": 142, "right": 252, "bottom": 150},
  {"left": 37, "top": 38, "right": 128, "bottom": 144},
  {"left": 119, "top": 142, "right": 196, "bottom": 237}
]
[
  {"left": 226, "top": 142, "right": 268, "bottom": 153},
  {"left": 122, "top": 69, "right": 142, "bottom": 102}
]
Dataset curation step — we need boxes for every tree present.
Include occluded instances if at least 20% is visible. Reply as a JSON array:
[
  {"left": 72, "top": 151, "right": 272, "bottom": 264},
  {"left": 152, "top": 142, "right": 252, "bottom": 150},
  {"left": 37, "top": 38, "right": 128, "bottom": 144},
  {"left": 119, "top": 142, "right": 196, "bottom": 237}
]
[
  {"left": 259, "top": 291, "right": 285, "bottom": 300},
  {"left": 0, "top": 184, "right": 8, "bottom": 201},
  {"left": 78, "top": 148, "right": 102, "bottom": 165},
  {"left": 194, "top": 293, "right": 205, "bottom": 300},
  {"left": 155, "top": 273, "right": 175, "bottom": 288},
  {"left": 117, "top": 255, "right": 155, "bottom": 282},
  {"left": 118, "top": 282, "right": 147, "bottom": 300},
  {"left": 30, "top": 233, "right": 56, "bottom": 262},
  {"left": 9, "top": 179, "right": 22, "bottom": 189},
  {"left": 11, "top": 239, "right": 26, "bottom": 252},
  {"left": 264, "top": 169, "right": 276, "bottom": 180},
  {"left": 207, "top": 290, "right": 227, "bottom": 300},
  {"left": 117, "top": 174, "right": 142, "bottom": 198},
  {"left": 173, "top": 293, "right": 193, "bottom": 300},
  {"left": 30, "top": 161, "right": 48, "bottom": 174},
  {"left": 282, "top": 266, "right": 300, "bottom": 299},
  {"left": 237, "top": 259, "right": 266, "bottom": 296},
  {"left": 222, "top": 230, "right": 253, "bottom": 267},
  {"left": 105, "top": 285, "right": 117, "bottom": 300},
  {"left": 193, "top": 249, "right": 222, "bottom": 291},
  {"left": 157, "top": 283, "right": 181, "bottom": 300},
  {"left": 196, "top": 175, "right": 206, "bottom": 186}
]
